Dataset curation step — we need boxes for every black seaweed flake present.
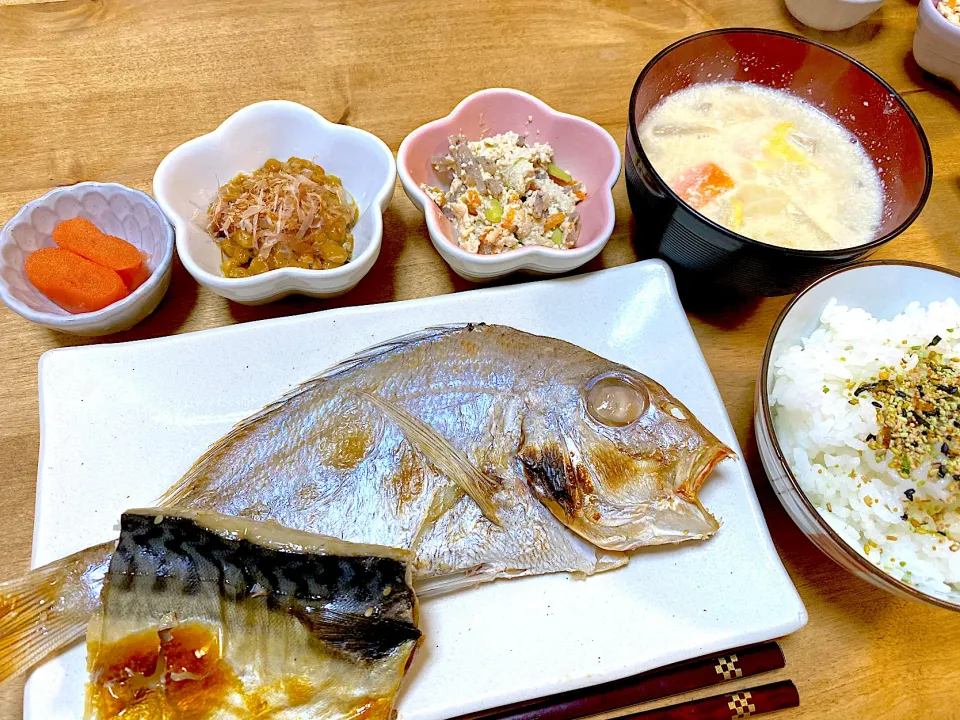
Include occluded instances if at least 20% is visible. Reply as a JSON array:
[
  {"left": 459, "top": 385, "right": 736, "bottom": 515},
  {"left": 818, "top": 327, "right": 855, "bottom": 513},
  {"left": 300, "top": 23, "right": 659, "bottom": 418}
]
[
  {"left": 904, "top": 488, "right": 916, "bottom": 501},
  {"left": 929, "top": 335, "right": 942, "bottom": 347}
]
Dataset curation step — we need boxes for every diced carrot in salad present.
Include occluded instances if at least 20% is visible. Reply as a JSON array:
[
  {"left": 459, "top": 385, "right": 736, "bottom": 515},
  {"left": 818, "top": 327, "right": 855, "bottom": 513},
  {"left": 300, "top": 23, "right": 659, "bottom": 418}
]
[
  {"left": 464, "top": 189, "right": 482, "bottom": 215},
  {"left": 543, "top": 212, "right": 565, "bottom": 232},
  {"left": 671, "top": 162, "right": 735, "bottom": 209}
]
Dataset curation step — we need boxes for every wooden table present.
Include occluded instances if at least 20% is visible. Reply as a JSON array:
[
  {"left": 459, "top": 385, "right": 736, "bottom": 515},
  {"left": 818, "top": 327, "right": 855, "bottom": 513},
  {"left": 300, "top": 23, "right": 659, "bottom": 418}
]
[{"left": 1, "top": 0, "right": 959, "bottom": 717}]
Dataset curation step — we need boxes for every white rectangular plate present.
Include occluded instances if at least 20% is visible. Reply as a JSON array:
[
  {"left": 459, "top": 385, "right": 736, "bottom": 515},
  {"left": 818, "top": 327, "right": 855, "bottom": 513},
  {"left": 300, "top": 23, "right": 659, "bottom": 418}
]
[{"left": 25, "top": 260, "right": 806, "bottom": 720}]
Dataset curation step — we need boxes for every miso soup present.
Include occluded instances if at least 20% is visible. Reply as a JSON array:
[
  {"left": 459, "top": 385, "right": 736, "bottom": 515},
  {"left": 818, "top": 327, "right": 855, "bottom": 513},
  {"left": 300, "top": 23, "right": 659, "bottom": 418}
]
[{"left": 638, "top": 82, "right": 884, "bottom": 250}]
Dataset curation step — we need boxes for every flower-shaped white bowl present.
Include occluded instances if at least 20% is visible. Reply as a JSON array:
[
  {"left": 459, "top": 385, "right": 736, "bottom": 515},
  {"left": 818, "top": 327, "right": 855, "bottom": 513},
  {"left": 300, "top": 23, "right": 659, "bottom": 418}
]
[
  {"left": 914, "top": 0, "right": 960, "bottom": 91},
  {"left": 153, "top": 100, "right": 396, "bottom": 305},
  {"left": 0, "top": 182, "right": 174, "bottom": 336},
  {"left": 398, "top": 89, "right": 621, "bottom": 282},
  {"left": 785, "top": 0, "right": 884, "bottom": 31}
]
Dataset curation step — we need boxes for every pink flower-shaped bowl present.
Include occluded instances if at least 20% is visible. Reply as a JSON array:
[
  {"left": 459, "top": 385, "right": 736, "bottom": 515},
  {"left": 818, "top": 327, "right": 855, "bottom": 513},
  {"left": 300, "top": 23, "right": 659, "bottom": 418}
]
[{"left": 398, "top": 89, "right": 621, "bottom": 282}]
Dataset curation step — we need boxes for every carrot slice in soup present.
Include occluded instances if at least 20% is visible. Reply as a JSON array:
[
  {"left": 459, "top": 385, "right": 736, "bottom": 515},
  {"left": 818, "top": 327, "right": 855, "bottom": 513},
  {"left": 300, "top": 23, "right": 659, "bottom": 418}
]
[
  {"left": 671, "top": 163, "right": 735, "bottom": 210},
  {"left": 52, "top": 217, "right": 149, "bottom": 290},
  {"left": 24, "top": 247, "right": 129, "bottom": 313}
]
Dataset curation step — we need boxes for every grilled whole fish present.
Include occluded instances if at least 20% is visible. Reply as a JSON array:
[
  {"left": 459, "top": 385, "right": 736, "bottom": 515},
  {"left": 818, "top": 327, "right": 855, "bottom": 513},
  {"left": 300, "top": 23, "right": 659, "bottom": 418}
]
[
  {"left": 86, "top": 508, "right": 420, "bottom": 720},
  {"left": 0, "top": 324, "right": 733, "bottom": 684}
]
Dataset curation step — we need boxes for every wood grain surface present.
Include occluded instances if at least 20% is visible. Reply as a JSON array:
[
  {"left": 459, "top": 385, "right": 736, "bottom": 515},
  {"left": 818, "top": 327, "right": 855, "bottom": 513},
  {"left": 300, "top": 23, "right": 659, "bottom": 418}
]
[{"left": 1, "top": 0, "right": 959, "bottom": 717}]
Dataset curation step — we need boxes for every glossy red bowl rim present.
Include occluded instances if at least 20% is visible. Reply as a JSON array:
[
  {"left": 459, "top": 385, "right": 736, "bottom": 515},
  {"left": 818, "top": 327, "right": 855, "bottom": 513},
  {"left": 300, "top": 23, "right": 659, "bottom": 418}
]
[
  {"left": 758, "top": 259, "right": 960, "bottom": 612},
  {"left": 628, "top": 28, "right": 934, "bottom": 258}
]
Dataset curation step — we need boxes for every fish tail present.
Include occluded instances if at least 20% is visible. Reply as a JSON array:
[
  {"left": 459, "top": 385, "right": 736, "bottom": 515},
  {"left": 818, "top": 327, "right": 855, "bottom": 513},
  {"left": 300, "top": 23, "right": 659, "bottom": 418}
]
[{"left": 0, "top": 541, "right": 113, "bottom": 683}]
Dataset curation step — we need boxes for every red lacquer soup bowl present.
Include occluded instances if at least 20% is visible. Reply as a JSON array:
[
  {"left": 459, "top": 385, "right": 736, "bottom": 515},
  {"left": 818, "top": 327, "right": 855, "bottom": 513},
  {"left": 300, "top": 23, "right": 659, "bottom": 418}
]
[{"left": 625, "top": 28, "right": 932, "bottom": 296}]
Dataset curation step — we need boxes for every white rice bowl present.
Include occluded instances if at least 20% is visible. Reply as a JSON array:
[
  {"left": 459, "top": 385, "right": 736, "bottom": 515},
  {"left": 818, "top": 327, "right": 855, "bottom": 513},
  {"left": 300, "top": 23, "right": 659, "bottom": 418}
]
[{"left": 771, "top": 298, "right": 960, "bottom": 598}]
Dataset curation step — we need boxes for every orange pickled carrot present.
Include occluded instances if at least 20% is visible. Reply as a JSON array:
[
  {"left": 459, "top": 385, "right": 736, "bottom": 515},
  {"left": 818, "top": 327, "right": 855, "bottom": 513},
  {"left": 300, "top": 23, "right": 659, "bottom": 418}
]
[
  {"left": 122, "top": 255, "right": 151, "bottom": 291},
  {"left": 52, "top": 217, "right": 149, "bottom": 290},
  {"left": 24, "top": 248, "right": 129, "bottom": 314},
  {"left": 671, "top": 162, "right": 735, "bottom": 210}
]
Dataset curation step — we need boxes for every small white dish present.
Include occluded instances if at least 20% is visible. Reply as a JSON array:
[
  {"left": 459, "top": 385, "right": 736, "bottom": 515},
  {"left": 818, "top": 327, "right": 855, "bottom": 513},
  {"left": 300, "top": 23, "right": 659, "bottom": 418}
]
[
  {"left": 153, "top": 100, "right": 396, "bottom": 305},
  {"left": 0, "top": 182, "right": 174, "bottom": 336},
  {"left": 756, "top": 260, "right": 960, "bottom": 611},
  {"left": 785, "top": 0, "right": 884, "bottom": 31},
  {"left": 398, "top": 89, "right": 621, "bottom": 282},
  {"left": 914, "top": 0, "right": 960, "bottom": 91},
  {"left": 24, "top": 260, "right": 805, "bottom": 720}
]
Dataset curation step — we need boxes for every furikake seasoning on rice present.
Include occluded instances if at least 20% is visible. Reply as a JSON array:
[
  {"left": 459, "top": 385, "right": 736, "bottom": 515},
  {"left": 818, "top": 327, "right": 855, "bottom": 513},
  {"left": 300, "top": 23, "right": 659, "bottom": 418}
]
[{"left": 771, "top": 299, "right": 960, "bottom": 597}]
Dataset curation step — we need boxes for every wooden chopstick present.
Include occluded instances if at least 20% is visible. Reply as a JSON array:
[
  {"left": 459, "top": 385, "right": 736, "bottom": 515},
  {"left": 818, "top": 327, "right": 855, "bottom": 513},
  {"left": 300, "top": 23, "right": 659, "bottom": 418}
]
[
  {"left": 460, "top": 642, "right": 785, "bottom": 720},
  {"left": 627, "top": 680, "right": 799, "bottom": 719}
]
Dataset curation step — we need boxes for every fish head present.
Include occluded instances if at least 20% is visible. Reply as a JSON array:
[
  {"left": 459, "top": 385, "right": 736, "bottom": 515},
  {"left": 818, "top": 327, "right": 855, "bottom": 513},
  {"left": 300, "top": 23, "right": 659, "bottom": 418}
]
[{"left": 518, "top": 366, "right": 734, "bottom": 551}]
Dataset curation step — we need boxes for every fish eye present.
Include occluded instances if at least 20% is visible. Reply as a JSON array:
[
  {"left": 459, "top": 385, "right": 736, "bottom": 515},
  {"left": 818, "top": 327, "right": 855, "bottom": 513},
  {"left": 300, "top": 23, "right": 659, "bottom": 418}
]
[{"left": 584, "top": 374, "right": 648, "bottom": 427}]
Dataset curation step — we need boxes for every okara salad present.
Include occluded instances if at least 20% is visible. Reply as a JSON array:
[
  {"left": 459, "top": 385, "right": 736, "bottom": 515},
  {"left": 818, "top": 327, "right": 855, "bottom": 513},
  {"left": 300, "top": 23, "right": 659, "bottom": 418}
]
[
  {"left": 771, "top": 299, "right": 960, "bottom": 596},
  {"left": 422, "top": 132, "right": 586, "bottom": 254},
  {"left": 206, "top": 157, "right": 358, "bottom": 278},
  {"left": 939, "top": 0, "right": 960, "bottom": 25}
]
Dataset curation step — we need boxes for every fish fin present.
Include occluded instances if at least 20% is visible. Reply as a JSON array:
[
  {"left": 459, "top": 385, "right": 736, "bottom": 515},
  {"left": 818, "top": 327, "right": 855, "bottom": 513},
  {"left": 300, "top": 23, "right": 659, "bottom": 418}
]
[
  {"left": 160, "top": 323, "right": 483, "bottom": 507},
  {"left": 413, "top": 566, "right": 503, "bottom": 597},
  {"left": 290, "top": 606, "right": 422, "bottom": 661},
  {"left": 0, "top": 541, "right": 114, "bottom": 682},
  {"left": 414, "top": 548, "right": 629, "bottom": 597},
  {"left": 312, "top": 324, "right": 484, "bottom": 384},
  {"left": 357, "top": 390, "right": 503, "bottom": 527}
]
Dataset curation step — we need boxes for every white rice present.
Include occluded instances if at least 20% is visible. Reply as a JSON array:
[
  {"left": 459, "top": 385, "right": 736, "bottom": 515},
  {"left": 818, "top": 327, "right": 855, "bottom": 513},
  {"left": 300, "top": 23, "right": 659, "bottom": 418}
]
[{"left": 771, "top": 298, "right": 960, "bottom": 597}]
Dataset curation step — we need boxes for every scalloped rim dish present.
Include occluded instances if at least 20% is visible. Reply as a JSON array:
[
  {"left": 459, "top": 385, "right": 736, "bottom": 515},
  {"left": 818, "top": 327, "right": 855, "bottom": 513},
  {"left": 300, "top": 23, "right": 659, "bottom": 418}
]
[
  {"left": 153, "top": 100, "right": 396, "bottom": 304},
  {"left": 914, "top": 0, "right": 960, "bottom": 90},
  {"left": 398, "top": 89, "right": 621, "bottom": 281},
  {"left": 0, "top": 182, "right": 174, "bottom": 334}
]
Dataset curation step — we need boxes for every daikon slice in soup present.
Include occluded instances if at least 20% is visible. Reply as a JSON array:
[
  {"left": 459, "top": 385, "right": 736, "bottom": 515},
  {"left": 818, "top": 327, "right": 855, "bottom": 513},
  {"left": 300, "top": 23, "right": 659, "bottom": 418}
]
[{"left": 638, "top": 82, "right": 884, "bottom": 251}]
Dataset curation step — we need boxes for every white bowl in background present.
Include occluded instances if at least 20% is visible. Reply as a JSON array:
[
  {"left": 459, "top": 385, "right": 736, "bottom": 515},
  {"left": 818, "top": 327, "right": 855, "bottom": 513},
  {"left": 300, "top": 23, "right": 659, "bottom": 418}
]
[
  {"left": 398, "top": 89, "right": 621, "bottom": 282},
  {"left": 785, "top": 0, "right": 885, "bottom": 31},
  {"left": 914, "top": 0, "right": 960, "bottom": 90},
  {"left": 756, "top": 260, "right": 960, "bottom": 611},
  {"left": 0, "top": 182, "right": 174, "bottom": 336},
  {"left": 153, "top": 100, "right": 396, "bottom": 305}
]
